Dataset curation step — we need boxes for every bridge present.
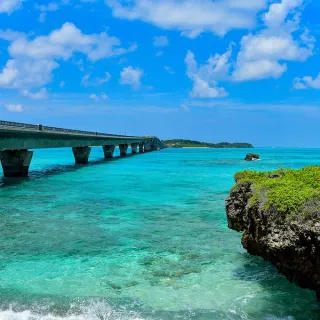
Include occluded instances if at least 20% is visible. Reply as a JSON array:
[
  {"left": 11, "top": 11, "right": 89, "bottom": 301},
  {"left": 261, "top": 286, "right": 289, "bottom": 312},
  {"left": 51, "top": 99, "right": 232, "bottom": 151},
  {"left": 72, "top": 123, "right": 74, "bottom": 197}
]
[{"left": 0, "top": 120, "right": 165, "bottom": 177}]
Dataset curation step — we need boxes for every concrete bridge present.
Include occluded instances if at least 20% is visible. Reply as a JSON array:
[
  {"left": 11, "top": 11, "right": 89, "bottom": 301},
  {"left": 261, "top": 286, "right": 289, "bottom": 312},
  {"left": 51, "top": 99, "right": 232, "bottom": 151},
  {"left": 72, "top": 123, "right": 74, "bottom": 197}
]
[{"left": 0, "top": 120, "right": 165, "bottom": 177}]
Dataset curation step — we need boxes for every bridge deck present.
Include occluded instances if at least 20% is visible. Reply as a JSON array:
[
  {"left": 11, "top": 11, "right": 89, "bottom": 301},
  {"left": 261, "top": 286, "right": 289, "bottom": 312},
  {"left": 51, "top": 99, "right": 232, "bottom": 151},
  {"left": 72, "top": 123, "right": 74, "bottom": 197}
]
[
  {"left": 0, "top": 120, "right": 164, "bottom": 177},
  {"left": 0, "top": 120, "right": 160, "bottom": 150},
  {"left": 0, "top": 120, "right": 147, "bottom": 138}
]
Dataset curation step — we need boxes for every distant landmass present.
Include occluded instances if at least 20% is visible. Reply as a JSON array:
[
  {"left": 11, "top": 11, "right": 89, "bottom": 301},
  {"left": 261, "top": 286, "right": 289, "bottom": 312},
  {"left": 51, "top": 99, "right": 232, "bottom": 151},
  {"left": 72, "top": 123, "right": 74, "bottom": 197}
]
[{"left": 162, "top": 139, "right": 253, "bottom": 148}]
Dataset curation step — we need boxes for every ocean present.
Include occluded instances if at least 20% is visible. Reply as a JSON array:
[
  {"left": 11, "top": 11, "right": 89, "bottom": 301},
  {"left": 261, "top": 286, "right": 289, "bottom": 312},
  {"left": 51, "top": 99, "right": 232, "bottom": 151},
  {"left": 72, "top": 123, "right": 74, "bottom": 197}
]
[{"left": 0, "top": 147, "right": 319, "bottom": 320}]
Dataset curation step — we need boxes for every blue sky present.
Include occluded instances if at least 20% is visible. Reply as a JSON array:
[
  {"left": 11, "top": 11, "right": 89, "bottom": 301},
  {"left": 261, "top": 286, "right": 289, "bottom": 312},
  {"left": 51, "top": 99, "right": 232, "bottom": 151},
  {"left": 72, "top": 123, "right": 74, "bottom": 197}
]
[{"left": 0, "top": 0, "right": 320, "bottom": 147}]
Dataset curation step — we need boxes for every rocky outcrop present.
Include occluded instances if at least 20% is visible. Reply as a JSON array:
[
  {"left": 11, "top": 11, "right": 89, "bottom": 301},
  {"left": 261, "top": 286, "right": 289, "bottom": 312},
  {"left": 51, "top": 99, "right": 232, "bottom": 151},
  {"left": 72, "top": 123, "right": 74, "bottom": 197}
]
[
  {"left": 226, "top": 181, "right": 320, "bottom": 299},
  {"left": 245, "top": 153, "right": 260, "bottom": 161}
]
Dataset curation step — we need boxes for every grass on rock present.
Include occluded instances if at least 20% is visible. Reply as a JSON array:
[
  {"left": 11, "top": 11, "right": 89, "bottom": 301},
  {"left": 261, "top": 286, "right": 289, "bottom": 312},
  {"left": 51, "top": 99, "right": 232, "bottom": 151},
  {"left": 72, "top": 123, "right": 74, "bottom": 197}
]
[{"left": 233, "top": 166, "right": 320, "bottom": 214}]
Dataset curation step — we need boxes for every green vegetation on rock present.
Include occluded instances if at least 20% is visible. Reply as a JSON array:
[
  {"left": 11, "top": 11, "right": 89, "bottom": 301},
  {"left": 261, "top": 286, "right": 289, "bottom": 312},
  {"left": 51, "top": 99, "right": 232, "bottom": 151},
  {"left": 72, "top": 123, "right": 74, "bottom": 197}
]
[
  {"left": 233, "top": 166, "right": 320, "bottom": 214},
  {"left": 163, "top": 139, "right": 253, "bottom": 148}
]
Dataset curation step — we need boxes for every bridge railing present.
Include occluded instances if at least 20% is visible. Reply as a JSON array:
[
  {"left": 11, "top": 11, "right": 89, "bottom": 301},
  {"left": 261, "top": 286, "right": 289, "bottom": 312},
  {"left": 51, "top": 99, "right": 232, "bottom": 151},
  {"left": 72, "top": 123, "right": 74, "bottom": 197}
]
[
  {"left": 0, "top": 120, "right": 39, "bottom": 130},
  {"left": 0, "top": 120, "right": 140, "bottom": 138}
]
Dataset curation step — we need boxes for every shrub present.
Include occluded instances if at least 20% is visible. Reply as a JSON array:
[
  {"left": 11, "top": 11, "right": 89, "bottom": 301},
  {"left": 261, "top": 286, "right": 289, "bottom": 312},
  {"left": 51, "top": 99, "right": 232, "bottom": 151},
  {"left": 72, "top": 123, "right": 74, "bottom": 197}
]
[{"left": 233, "top": 166, "right": 320, "bottom": 214}]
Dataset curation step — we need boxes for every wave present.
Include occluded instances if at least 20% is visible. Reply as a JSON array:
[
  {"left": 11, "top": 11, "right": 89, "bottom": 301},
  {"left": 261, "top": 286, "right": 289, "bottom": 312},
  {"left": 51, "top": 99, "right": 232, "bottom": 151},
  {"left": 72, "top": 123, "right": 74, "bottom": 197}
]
[{"left": 0, "top": 302, "right": 146, "bottom": 320}]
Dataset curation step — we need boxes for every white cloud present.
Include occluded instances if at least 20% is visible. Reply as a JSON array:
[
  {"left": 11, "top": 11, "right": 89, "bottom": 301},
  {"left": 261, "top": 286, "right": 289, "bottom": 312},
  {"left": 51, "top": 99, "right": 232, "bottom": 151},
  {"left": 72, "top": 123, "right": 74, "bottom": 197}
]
[
  {"left": 190, "top": 75, "right": 228, "bottom": 98},
  {"left": 263, "top": 0, "right": 303, "bottom": 28},
  {"left": 0, "top": 0, "right": 22, "bottom": 14},
  {"left": 36, "top": 3, "right": 59, "bottom": 23},
  {"left": 0, "top": 59, "right": 59, "bottom": 89},
  {"left": 120, "top": 66, "right": 144, "bottom": 89},
  {"left": 0, "top": 60, "right": 19, "bottom": 86},
  {"left": 9, "top": 22, "right": 135, "bottom": 61},
  {"left": 36, "top": 2, "right": 59, "bottom": 12},
  {"left": 153, "top": 35, "right": 169, "bottom": 47},
  {"left": 232, "top": 0, "right": 313, "bottom": 81},
  {"left": 185, "top": 48, "right": 231, "bottom": 98},
  {"left": 106, "top": 0, "right": 269, "bottom": 37},
  {"left": 101, "top": 92, "right": 108, "bottom": 100},
  {"left": 236, "top": 33, "right": 311, "bottom": 63},
  {"left": 0, "top": 23, "right": 136, "bottom": 89},
  {"left": 89, "top": 92, "right": 109, "bottom": 101},
  {"left": 89, "top": 93, "right": 99, "bottom": 101},
  {"left": 164, "top": 66, "right": 175, "bottom": 74},
  {"left": 233, "top": 60, "right": 287, "bottom": 81},
  {"left": 293, "top": 74, "right": 320, "bottom": 90},
  {"left": 300, "top": 28, "right": 315, "bottom": 47},
  {"left": 81, "top": 72, "right": 111, "bottom": 86},
  {"left": 5, "top": 103, "right": 23, "bottom": 112},
  {"left": 0, "top": 29, "right": 26, "bottom": 41},
  {"left": 21, "top": 88, "right": 48, "bottom": 100}
]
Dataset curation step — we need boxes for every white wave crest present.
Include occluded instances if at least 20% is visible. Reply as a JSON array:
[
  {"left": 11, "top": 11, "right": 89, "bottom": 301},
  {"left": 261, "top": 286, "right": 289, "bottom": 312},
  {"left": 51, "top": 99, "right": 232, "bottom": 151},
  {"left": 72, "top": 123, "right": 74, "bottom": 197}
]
[{"left": 0, "top": 302, "right": 146, "bottom": 320}]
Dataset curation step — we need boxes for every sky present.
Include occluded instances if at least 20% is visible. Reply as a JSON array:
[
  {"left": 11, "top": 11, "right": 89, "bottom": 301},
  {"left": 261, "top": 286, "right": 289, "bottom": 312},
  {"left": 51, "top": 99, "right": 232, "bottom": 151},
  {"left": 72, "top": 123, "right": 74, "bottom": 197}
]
[{"left": 0, "top": 0, "right": 320, "bottom": 147}]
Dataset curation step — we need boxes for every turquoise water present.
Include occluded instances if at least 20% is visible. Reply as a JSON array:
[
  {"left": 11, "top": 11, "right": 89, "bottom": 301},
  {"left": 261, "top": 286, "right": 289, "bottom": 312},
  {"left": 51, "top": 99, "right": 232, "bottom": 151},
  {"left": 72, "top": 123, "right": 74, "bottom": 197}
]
[{"left": 0, "top": 148, "right": 319, "bottom": 320}]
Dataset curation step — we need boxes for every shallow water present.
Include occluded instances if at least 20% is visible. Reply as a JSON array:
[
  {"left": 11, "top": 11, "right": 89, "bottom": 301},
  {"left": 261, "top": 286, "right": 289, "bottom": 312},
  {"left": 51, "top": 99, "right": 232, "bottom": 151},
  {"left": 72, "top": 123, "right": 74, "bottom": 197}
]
[{"left": 0, "top": 148, "right": 319, "bottom": 319}]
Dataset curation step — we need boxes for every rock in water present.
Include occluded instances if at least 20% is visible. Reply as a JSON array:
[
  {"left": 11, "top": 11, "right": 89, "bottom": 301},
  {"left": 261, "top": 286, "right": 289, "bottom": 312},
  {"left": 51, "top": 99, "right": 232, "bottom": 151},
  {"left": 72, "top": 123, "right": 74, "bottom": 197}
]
[
  {"left": 226, "top": 167, "right": 320, "bottom": 299},
  {"left": 245, "top": 153, "right": 260, "bottom": 161}
]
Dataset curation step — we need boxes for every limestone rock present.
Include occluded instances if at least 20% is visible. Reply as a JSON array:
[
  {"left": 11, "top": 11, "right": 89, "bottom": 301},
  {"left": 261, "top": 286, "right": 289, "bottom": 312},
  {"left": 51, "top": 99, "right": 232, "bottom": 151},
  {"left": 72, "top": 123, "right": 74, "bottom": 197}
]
[
  {"left": 245, "top": 153, "right": 260, "bottom": 161},
  {"left": 226, "top": 181, "right": 320, "bottom": 299}
]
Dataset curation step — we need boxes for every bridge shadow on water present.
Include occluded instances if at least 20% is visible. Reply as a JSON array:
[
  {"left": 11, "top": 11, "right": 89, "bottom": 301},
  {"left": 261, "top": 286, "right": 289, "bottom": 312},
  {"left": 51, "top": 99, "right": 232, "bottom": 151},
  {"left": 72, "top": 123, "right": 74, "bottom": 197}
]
[{"left": 0, "top": 153, "right": 143, "bottom": 188}]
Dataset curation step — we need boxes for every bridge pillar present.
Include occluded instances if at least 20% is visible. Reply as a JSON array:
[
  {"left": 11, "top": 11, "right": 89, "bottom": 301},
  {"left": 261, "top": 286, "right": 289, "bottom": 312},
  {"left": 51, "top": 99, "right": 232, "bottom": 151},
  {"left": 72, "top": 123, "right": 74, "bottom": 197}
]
[
  {"left": 102, "top": 145, "right": 115, "bottom": 159},
  {"left": 119, "top": 144, "right": 128, "bottom": 157},
  {"left": 144, "top": 141, "right": 152, "bottom": 152},
  {"left": 72, "top": 146, "right": 91, "bottom": 164},
  {"left": 139, "top": 143, "right": 144, "bottom": 153},
  {"left": 151, "top": 143, "right": 159, "bottom": 151},
  {"left": 131, "top": 143, "right": 138, "bottom": 154},
  {"left": 1, "top": 150, "right": 34, "bottom": 177}
]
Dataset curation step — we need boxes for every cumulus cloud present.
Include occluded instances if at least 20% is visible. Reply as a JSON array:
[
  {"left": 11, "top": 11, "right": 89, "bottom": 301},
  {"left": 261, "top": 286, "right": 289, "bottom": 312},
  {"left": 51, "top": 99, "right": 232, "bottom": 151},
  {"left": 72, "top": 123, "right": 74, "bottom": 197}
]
[
  {"left": 0, "top": 0, "right": 22, "bottom": 14},
  {"left": 234, "top": 60, "right": 287, "bottom": 81},
  {"left": 5, "top": 103, "right": 23, "bottom": 112},
  {"left": 177, "top": 0, "right": 314, "bottom": 96},
  {"left": 153, "top": 36, "right": 169, "bottom": 47},
  {"left": 185, "top": 48, "right": 231, "bottom": 98},
  {"left": 0, "top": 59, "right": 59, "bottom": 89},
  {"left": 81, "top": 72, "right": 111, "bottom": 86},
  {"left": 21, "top": 88, "right": 48, "bottom": 100},
  {"left": 293, "top": 75, "right": 320, "bottom": 90},
  {"left": 106, "top": 0, "right": 269, "bottom": 37},
  {"left": 232, "top": 0, "right": 314, "bottom": 81},
  {"left": 120, "top": 66, "right": 144, "bottom": 89},
  {"left": 0, "top": 22, "right": 136, "bottom": 89},
  {"left": 189, "top": 76, "right": 228, "bottom": 98},
  {"left": 8, "top": 22, "right": 136, "bottom": 61},
  {"left": 263, "top": 0, "right": 303, "bottom": 28}
]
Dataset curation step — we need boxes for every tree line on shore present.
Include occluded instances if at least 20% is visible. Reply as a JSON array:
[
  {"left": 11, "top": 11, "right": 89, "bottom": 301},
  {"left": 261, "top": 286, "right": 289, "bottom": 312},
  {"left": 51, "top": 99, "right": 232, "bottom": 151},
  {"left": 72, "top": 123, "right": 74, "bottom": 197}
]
[{"left": 162, "top": 139, "right": 253, "bottom": 148}]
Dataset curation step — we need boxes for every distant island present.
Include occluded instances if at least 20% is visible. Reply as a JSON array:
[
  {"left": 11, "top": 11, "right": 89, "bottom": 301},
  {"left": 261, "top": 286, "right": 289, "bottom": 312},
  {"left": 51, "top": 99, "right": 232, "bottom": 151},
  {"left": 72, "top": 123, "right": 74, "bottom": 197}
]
[{"left": 162, "top": 139, "right": 253, "bottom": 148}]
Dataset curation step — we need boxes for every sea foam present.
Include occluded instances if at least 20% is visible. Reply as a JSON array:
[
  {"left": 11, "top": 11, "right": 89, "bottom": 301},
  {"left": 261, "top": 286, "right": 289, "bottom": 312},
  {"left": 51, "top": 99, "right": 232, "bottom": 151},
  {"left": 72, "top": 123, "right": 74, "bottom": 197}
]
[{"left": 0, "top": 302, "right": 145, "bottom": 320}]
